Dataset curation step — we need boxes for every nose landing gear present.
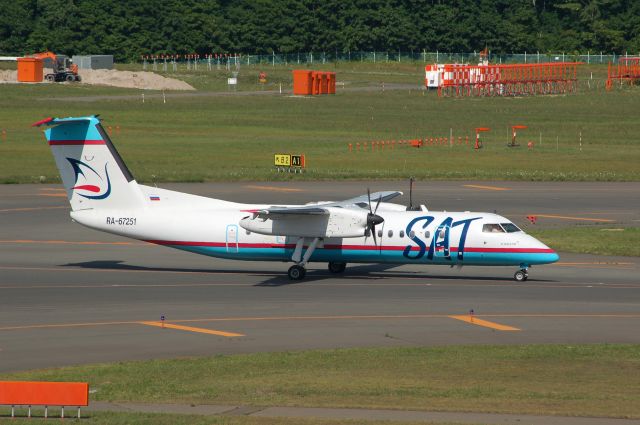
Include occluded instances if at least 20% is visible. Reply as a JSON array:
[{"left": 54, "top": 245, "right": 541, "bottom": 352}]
[{"left": 514, "top": 264, "right": 529, "bottom": 281}]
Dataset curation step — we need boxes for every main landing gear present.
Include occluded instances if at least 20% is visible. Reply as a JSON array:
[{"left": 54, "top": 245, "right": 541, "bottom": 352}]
[
  {"left": 514, "top": 264, "right": 529, "bottom": 282},
  {"left": 286, "top": 237, "right": 348, "bottom": 280},
  {"left": 328, "top": 262, "right": 347, "bottom": 274},
  {"left": 287, "top": 237, "right": 321, "bottom": 280}
]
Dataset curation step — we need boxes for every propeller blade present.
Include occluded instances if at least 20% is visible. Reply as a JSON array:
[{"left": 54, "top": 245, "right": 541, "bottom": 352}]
[
  {"left": 367, "top": 188, "right": 373, "bottom": 215},
  {"left": 372, "top": 226, "right": 377, "bottom": 246},
  {"left": 374, "top": 192, "right": 382, "bottom": 215},
  {"left": 409, "top": 177, "right": 414, "bottom": 210}
]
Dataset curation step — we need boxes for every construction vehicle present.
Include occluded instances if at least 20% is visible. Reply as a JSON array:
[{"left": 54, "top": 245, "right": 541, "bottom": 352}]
[{"left": 32, "top": 51, "right": 81, "bottom": 82}]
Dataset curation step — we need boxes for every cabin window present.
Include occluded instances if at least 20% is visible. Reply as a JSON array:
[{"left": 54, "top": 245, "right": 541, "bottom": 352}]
[
  {"left": 409, "top": 230, "right": 415, "bottom": 238},
  {"left": 483, "top": 223, "right": 505, "bottom": 233},
  {"left": 377, "top": 229, "right": 383, "bottom": 237},
  {"left": 399, "top": 230, "right": 405, "bottom": 238},
  {"left": 501, "top": 223, "right": 522, "bottom": 233},
  {"left": 424, "top": 231, "right": 430, "bottom": 238},
  {"left": 388, "top": 230, "right": 393, "bottom": 238}
]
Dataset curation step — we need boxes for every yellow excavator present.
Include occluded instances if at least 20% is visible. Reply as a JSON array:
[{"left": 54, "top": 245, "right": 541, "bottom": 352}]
[{"left": 33, "top": 51, "right": 81, "bottom": 82}]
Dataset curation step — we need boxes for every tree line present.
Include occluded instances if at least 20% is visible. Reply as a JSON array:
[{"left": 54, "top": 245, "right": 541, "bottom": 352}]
[{"left": 1, "top": 0, "right": 638, "bottom": 62}]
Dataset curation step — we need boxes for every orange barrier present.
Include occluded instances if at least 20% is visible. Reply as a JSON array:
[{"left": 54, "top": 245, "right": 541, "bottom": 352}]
[
  {"left": 293, "top": 70, "right": 336, "bottom": 95},
  {"left": 293, "top": 70, "right": 313, "bottom": 95},
  {"left": 17, "top": 58, "right": 43, "bottom": 83},
  {"left": 1, "top": 381, "right": 89, "bottom": 418},
  {"left": 350, "top": 134, "right": 482, "bottom": 151}
]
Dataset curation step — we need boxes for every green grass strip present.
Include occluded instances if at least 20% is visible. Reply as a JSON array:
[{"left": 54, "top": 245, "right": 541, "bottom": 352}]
[
  {"left": 3, "top": 345, "right": 639, "bottom": 418},
  {"left": 529, "top": 227, "right": 640, "bottom": 257}
]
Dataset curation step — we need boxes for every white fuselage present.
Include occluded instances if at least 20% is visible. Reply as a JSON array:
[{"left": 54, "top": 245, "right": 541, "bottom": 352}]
[{"left": 70, "top": 185, "right": 558, "bottom": 268}]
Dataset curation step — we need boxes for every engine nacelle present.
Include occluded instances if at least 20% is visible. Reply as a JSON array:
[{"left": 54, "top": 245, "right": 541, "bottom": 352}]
[{"left": 240, "top": 208, "right": 369, "bottom": 238}]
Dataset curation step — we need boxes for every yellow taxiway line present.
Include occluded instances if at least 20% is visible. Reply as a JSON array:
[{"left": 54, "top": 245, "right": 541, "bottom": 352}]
[
  {"left": 448, "top": 315, "right": 521, "bottom": 331},
  {"left": 244, "top": 185, "right": 302, "bottom": 192},
  {"left": 531, "top": 214, "right": 615, "bottom": 222},
  {"left": 463, "top": 184, "right": 511, "bottom": 191},
  {"left": 2, "top": 313, "right": 640, "bottom": 333},
  {"left": 138, "top": 321, "right": 244, "bottom": 337},
  {"left": 0, "top": 206, "right": 67, "bottom": 213}
]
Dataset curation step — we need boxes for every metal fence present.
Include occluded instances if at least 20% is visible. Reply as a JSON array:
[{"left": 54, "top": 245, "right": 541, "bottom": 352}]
[{"left": 142, "top": 51, "right": 639, "bottom": 69}]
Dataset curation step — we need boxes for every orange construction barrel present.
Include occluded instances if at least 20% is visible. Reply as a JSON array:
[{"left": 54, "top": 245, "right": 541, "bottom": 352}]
[
  {"left": 328, "top": 72, "right": 336, "bottom": 94},
  {"left": 17, "top": 58, "right": 43, "bottom": 83},
  {"left": 292, "top": 70, "right": 312, "bottom": 95}
]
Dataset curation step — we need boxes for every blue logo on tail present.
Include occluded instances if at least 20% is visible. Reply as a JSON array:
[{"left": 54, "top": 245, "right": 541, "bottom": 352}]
[{"left": 67, "top": 157, "right": 111, "bottom": 200}]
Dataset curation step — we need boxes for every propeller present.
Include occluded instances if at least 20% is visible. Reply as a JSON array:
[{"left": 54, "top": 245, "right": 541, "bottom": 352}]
[
  {"left": 406, "top": 176, "right": 420, "bottom": 211},
  {"left": 366, "top": 188, "right": 385, "bottom": 245}
]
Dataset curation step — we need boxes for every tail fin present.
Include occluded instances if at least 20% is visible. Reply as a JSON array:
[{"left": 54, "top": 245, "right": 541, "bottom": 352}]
[{"left": 33, "top": 116, "right": 146, "bottom": 211}]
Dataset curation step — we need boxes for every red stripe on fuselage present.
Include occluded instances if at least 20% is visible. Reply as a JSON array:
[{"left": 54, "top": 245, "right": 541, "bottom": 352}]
[
  {"left": 144, "top": 240, "right": 554, "bottom": 254},
  {"left": 48, "top": 140, "right": 105, "bottom": 146}
]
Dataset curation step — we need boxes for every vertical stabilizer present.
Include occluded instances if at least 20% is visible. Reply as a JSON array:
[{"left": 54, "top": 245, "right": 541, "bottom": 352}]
[{"left": 34, "top": 116, "right": 146, "bottom": 211}]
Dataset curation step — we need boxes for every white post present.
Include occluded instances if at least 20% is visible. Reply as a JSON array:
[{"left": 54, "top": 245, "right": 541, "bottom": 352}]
[
  {"left": 61, "top": 406, "right": 65, "bottom": 418},
  {"left": 142, "top": 93, "right": 145, "bottom": 103},
  {"left": 579, "top": 130, "right": 582, "bottom": 152},
  {"left": 163, "top": 91, "right": 166, "bottom": 104},
  {"left": 373, "top": 51, "right": 376, "bottom": 63},
  {"left": 524, "top": 51, "right": 527, "bottom": 63}
]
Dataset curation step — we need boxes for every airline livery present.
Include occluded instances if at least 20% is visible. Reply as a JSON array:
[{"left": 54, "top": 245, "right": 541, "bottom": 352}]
[{"left": 35, "top": 116, "right": 559, "bottom": 281}]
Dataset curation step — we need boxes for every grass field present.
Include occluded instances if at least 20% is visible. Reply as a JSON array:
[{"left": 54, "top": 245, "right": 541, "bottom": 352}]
[
  {"left": 3, "top": 345, "right": 639, "bottom": 419},
  {"left": 1, "top": 62, "right": 639, "bottom": 183},
  {"left": 529, "top": 226, "right": 640, "bottom": 257}
]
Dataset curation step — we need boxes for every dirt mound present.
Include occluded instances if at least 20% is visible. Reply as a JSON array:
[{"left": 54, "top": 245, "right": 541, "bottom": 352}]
[
  {"left": 0, "top": 68, "right": 195, "bottom": 90},
  {"left": 78, "top": 69, "right": 195, "bottom": 90},
  {"left": 0, "top": 70, "right": 17, "bottom": 82}
]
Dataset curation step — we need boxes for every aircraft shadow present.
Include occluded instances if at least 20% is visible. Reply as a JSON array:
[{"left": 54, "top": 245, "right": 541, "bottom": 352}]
[{"left": 61, "top": 260, "right": 551, "bottom": 286}]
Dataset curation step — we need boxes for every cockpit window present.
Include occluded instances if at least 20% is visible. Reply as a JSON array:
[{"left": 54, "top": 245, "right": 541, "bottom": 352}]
[
  {"left": 482, "top": 223, "right": 505, "bottom": 233},
  {"left": 500, "top": 223, "right": 522, "bottom": 233}
]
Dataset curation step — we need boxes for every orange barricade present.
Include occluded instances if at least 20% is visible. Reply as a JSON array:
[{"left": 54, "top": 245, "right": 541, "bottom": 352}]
[
  {"left": 293, "top": 70, "right": 335, "bottom": 95},
  {"left": 0, "top": 381, "right": 89, "bottom": 407},
  {"left": 293, "top": 70, "right": 313, "bottom": 95},
  {"left": 320, "top": 72, "right": 329, "bottom": 94}
]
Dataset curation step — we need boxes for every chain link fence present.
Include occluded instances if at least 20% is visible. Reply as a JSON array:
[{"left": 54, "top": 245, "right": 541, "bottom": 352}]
[{"left": 142, "top": 51, "right": 638, "bottom": 69}]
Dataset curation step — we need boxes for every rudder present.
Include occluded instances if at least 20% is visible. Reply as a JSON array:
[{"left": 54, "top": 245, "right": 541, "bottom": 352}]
[{"left": 34, "top": 116, "right": 146, "bottom": 211}]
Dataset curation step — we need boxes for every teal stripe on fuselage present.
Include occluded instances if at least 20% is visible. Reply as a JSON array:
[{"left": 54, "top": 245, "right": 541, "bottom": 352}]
[{"left": 168, "top": 245, "right": 558, "bottom": 266}]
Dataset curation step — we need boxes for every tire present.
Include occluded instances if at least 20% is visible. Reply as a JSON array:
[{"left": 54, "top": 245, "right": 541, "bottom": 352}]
[
  {"left": 75, "top": 75, "right": 81, "bottom": 82},
  {"left": 288, "top": 265, "right": 306, "bottom": 280},
  {"left": 65, "top": 74, "right": 75, "bottom": 82},
  {"left": 328, "top": 262, "right": 347, "bottom": 274},
  {"left": 514, "top": 270, "right": 527, "bottom": 282},
  {"left": 45, "top": 74, "right": 55, "bottom": 82}
]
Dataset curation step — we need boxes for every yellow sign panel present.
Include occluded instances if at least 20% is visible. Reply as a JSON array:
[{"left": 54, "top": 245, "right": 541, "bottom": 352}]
[{"left": 274, "top": 154, "right": 291, "bottom": 166}]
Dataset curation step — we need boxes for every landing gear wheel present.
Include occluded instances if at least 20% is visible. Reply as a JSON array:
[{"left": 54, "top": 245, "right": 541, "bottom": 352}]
[
  {"left": 514, "top": 270, "right": 528, "bottom": 282},
  {"left": 328, "top": 262, "right": 347, "bottom": 274},
  {"left": 288, "top": 265, "right": 306, "bottom": 280}
]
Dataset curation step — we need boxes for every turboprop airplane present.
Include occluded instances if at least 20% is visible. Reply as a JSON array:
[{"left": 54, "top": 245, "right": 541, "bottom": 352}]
[{"left": 34, "top": 115, "right": 559, "bottom": 281}]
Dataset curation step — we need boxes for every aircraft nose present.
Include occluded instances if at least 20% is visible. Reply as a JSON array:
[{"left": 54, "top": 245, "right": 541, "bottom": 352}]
[{"left": 533, "top": 236, "right": 559, "bottom": 263}]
